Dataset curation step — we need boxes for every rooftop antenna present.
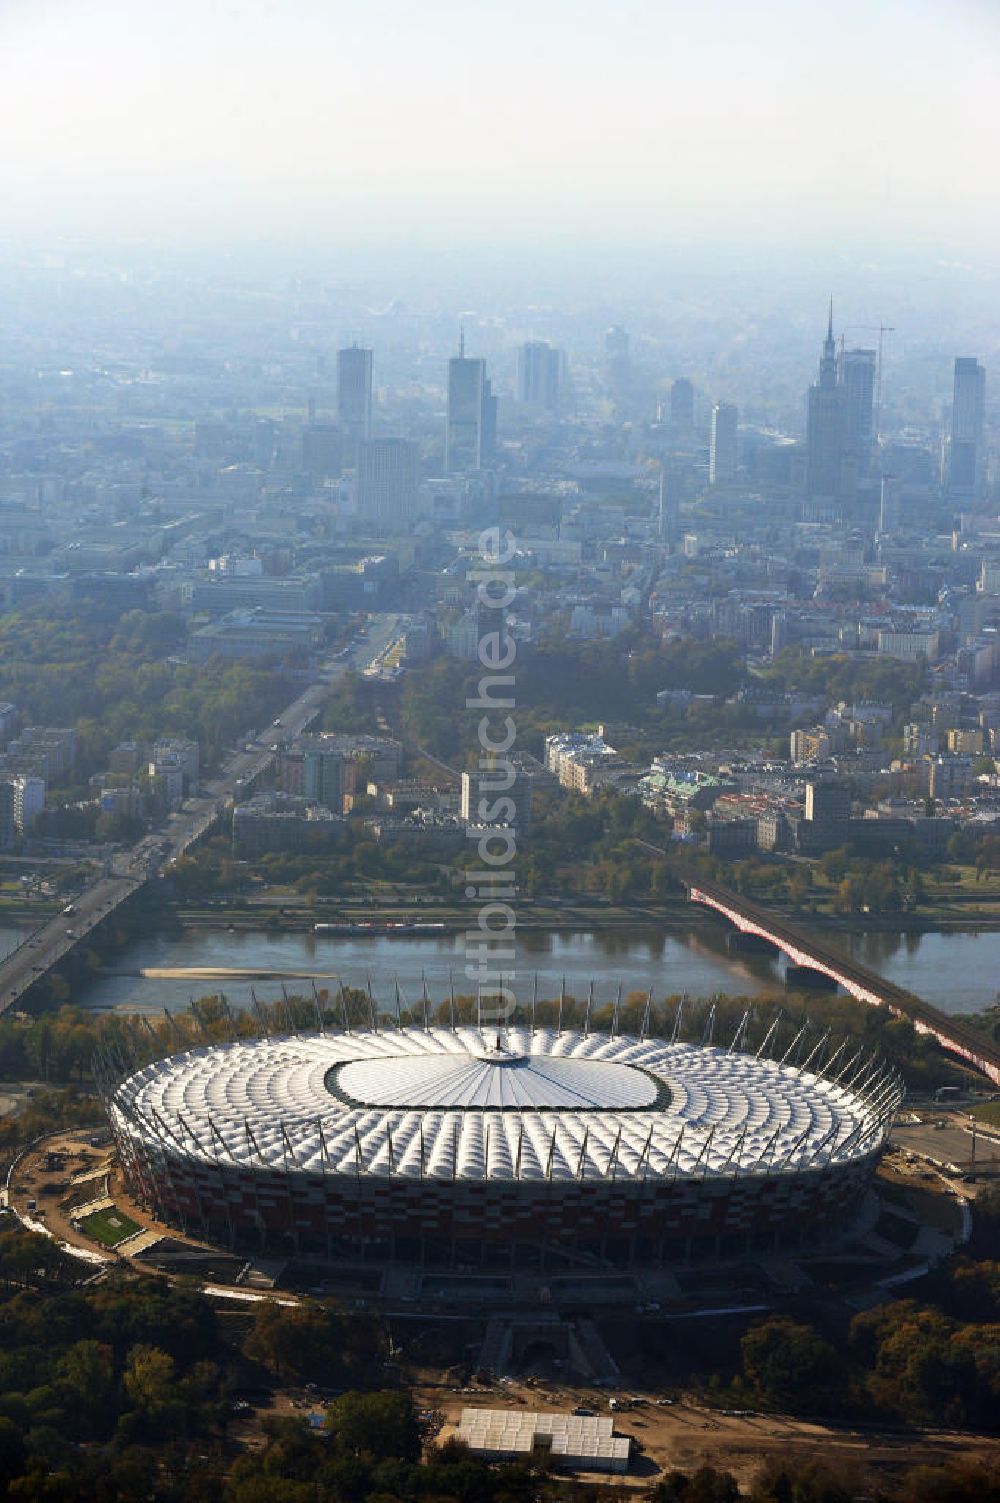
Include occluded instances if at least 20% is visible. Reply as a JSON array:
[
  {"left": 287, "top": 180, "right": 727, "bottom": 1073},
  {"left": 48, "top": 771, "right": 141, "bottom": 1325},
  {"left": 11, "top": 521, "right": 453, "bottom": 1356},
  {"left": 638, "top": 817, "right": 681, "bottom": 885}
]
[
  {"left": 449, "top": 971, "right": 457, "bottom": 1030},
  {"left": 611, "top": 982, "right": 622, "bottom": 1040},
  {"left": 584, "top": 979, "right": 594, "bottom": 1037},
  {"left": 394, "top": 978, "right": 402, "bottom": 1029},
  {"left": 557, "top": 977, "right": 565, "bottom": 1033},
  {"left": 531, "top": 973, "right": 538, "bottom": 1035},
  {"left": 421, "top": 972, "right": 431, "bottom": 1032}
]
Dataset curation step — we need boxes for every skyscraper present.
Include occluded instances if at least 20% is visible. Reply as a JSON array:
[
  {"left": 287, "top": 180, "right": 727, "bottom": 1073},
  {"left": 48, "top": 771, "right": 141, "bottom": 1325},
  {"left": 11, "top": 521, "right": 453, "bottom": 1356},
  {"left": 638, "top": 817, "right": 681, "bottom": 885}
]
[
  {"left": 516, "top": 341, "right": 561, "bottom": 410},
  {"left": 709, "top": 402, "right": 738, "bottom": 485},
  {"left": 446, "top": 335, "right": 494, "bottom": 471},
  {"left": 949, "top": 357, "right": 986, "bottom": 501},
  {"left": 356, "top": 438, "right": 418, "bottom": 536},
  {"left": 805, "top": 303, "right": 852, "bottom": 511},
  {"left": 337, "top": 345, "right": 373, "bottom": 470},
  {"left": 841, "top": 348, "right": 876, "bottom": 478},
  {"left": 658, "top": 467, "right": 680, "bottom": 543}
]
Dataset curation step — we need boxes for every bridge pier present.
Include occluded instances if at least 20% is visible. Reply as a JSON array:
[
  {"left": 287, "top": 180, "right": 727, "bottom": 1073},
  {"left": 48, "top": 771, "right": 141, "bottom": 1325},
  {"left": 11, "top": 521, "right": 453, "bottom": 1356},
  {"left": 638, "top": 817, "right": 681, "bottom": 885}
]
[{"left": 784, "top": 964, "right": 838, "bottom": 992}]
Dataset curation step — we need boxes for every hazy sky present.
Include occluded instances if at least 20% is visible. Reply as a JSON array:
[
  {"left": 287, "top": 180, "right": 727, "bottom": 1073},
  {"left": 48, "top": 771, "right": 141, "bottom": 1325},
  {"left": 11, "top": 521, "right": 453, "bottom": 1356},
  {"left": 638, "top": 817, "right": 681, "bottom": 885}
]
[{"left": 1, "top": 0, "right": 998, "bottom": 253}]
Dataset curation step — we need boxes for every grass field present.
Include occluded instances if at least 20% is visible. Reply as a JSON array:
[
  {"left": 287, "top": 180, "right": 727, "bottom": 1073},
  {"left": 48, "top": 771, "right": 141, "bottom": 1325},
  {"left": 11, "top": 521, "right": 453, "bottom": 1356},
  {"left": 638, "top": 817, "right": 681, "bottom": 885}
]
[
  {"left": 79, "top": 1206, "right": 141, "bottom": 1248},
  {"left": 970, "top": 1101, "right": 1000, "bottom": 1128}
]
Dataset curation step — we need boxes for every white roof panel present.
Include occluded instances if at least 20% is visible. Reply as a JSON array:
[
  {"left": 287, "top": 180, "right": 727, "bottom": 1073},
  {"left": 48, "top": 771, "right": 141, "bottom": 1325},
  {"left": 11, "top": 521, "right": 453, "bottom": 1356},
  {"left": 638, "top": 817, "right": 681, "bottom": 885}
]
[{"left": 110, "top": 1026, "right": 895, "bottom": 1182}]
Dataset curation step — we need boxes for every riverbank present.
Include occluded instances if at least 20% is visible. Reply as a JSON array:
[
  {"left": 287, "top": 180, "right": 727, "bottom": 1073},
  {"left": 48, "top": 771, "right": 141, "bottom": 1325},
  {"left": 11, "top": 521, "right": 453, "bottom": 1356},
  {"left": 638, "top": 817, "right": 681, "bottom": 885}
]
[{"left": 172, "top": 894, "right": 1000, "bottom": 936}]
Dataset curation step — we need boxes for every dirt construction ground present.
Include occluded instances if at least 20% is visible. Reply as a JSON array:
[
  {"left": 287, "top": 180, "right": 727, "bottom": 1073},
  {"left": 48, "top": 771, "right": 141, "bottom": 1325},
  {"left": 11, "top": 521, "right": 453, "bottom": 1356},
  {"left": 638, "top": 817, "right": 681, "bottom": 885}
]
[{"left": 419, "top": 1379, "right": 1000, "bottom": 1494}]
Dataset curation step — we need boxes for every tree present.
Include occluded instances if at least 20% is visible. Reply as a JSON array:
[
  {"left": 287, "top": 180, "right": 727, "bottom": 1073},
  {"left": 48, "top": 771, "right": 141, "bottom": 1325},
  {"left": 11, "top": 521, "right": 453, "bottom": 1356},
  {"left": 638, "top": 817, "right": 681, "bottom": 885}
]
[
  {"left": 650, "top": 1465, "right": 740, "bottom": 1503},
  {"left": 749, "top": 1457, "right": 855, "bottom": 1503},
  {"left": 56, "top": 1339, "right": 115, "bottom": 1433},
  {"left": 326, "top": 1390, "right": 420, "bottom": 1461},
  {"left": 243, "top": 1301, "right": 347, "bottom": 1385},
  {"left": 740, "top": 1318, "right": 843, "bottom": 1412},
  {"left": 123, "top": 1345, "right": 177, "bottom": 1411}
]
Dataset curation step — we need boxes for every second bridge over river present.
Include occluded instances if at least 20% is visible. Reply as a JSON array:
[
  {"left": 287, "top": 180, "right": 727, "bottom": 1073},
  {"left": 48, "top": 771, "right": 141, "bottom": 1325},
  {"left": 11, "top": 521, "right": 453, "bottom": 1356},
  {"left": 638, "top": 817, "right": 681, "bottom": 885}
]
[{"left": 669, "top": 863, "right": 1000, "bottom": 1088}]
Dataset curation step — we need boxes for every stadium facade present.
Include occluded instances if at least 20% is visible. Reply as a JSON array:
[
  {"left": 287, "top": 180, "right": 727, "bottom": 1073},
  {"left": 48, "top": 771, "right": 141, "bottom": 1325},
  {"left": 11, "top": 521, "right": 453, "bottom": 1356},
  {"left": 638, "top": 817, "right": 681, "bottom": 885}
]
[{"left": 99, "top": 1025, "right": 902, "bottom": 1268}]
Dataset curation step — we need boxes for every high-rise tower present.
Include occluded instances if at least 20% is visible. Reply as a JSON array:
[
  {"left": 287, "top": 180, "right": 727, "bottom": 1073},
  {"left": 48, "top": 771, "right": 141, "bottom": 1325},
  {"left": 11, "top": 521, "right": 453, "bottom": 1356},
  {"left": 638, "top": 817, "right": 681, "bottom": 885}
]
[
  {"left": 709, "top": 402, "right": 738, "bottom": 485},
  {"left": 949, "top": 357, "right": 986, "bottom": 501},
  {"left": 516, "top": 341, "right": 561, "bottom": 410},
  {"left": 446, "top": 333, "right": 494, "bottom": 471},
  {"left": 356, "top": 438, "right": 418, "bottom": 536},
  {"left": 805, "top": 302, "right": 852, "bottom": 511},
  {"left": 337, "top": 345, "right": 373, "bottom": 469},
  {"left": 658, "top": 467, "right": 680, "bottom": 543},
  {"left": 841, "top": 347, "right": 876, "bottom": 479}
]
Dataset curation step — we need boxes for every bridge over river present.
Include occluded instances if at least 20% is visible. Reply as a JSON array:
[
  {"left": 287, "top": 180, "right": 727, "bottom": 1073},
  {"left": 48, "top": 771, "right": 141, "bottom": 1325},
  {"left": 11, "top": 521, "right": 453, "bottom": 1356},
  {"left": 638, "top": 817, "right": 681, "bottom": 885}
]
[
  {"left": 0, "top": 617, "right": 409, "bottom": 1018},
  {"left": 673, "top": 864, "right": 1000, "bottom": 1087}
]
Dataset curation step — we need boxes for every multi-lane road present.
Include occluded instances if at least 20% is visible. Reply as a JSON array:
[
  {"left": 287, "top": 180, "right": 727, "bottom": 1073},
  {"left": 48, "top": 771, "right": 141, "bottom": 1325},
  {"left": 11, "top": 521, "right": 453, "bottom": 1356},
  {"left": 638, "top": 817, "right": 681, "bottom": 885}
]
[{"left": 0, "top": 615, "right": 405, "bottom": 1016}]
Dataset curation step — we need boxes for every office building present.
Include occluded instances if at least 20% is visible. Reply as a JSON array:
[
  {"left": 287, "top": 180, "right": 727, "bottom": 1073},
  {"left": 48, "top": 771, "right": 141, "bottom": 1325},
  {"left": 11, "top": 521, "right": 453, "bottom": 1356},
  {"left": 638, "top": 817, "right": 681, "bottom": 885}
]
[
  {"left": 356, "top": 438, "right": 418, "bottom": 535},
  {"left": 460, "top": 767, "right": 532, "bottom": 836},
  {"left": 516, "top": 341, "right": 561, "bottom": 410},
  {"left": 804, "top": 781, "right": 851, "bottom": 825},
  {"left": 302, "top": 423, "right": 340, "bottom": 479},
  {"left": 189, "top": 609, "right": 325, "bottom": 663},
  {"left": 658, "top": 467, "right": 680, "bottom": 543},
  {"left": 151, "top": 739, "right": 199, "bottom": 795},
  {"left": 233, "top": 794, "right": 342, "bottom": 858},
  {"left": 337, "top": 345, "right": 373, "bottom": 469},
  {"left": 0, "top": 783, "right": 14, "bottom": 850},
  {"left": 841, "top": 348, "right": 876, "bottom": 478},
  {"left": 0, "top": 726, "right": 75, "bottom": 783},
  {"left": 10, "top": 775, "right": 45, "bottom": 836},
  {"left": 302, "top": 744, "right": 347, "bottom": 813},
  {"left": 446, "top": 336, "right": 495, "bottom": 471},
  {"left": 949, "top": 358, "right": 986, "bottom": 501},
  {"left": 709, "top": 402, "right": 738, "bottom": 485}
]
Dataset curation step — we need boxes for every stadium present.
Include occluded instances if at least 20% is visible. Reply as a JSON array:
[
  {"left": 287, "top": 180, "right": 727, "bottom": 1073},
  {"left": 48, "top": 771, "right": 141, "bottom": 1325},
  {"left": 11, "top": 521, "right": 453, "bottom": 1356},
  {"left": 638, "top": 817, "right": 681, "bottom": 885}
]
[{"left": 100, "top": 1024, "right": 903, "bottom": 1268}]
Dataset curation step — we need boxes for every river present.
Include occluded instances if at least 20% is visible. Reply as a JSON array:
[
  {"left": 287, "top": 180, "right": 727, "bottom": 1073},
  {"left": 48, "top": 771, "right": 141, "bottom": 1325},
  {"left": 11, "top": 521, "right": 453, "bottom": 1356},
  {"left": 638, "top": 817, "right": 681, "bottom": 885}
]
[{"left": 12, "top": 919, "right": 994, "bottom": 1019}]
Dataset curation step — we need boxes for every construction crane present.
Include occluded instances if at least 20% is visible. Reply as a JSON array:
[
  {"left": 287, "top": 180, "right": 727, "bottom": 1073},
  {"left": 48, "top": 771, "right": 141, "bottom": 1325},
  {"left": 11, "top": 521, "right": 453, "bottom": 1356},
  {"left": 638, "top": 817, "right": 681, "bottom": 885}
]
[{"left": 840, "top": 322, "right": 896, "bottom": 443}]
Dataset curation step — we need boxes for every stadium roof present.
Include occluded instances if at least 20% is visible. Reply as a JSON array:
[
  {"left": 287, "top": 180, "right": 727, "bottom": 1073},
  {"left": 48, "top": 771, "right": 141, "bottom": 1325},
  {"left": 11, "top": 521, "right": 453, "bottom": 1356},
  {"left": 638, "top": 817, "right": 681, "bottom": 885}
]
[{"left": 108, "top": 1026, "right": 899, "bottom": 1183}]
